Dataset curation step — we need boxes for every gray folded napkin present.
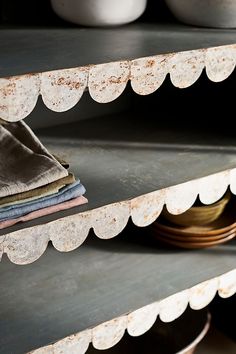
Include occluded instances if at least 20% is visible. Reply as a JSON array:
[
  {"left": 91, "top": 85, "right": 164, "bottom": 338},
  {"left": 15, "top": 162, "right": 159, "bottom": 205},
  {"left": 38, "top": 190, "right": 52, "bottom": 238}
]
[
  {"left": 0, "top": 173, "right": 75, "bottom": 207},
  {"left": 0, "top": 121, "right": 68, "bottom": 198}
]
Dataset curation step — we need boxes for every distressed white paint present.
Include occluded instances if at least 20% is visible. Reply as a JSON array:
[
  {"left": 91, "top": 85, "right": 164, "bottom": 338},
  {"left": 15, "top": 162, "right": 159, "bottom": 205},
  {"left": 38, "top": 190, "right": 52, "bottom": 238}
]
[
  {"left": 189, "top": 278, "right": 219, "bottom": 310},
  {"left": 92, "top": 201, "right": 130, "bottom": 239},
  {"left": 165, "top": 180, "right": 198, "bottom": 215},
  {"left": 169, "top": 50, "right": 205, "bottom": 88},
  {"left": 131, "top": 55, "right": 168, "bottom": 95},
  {"left": 29, "top": 271, "right": 236, "bottom": 353},
  {"left": 229, "top": 168, "right": 236, "bottom": 195},
  {"left": 50, "top": 213, "right": 92, "bottom": 252},
  {"left": 89, "top": 61, "right": 130, "bottom": 103},
  {"left": 0, "top": 74, "right": 40, "bottom": 122},
  {"left": 29, "top": 347, "right": 53, "bottom": 354},
  {"left": 159, "top": 290, "right": 189, "bottom": 323},
  {"left": 219, "top": 269, "right": 236, "bottom": 298},
  {"left": 30, "top": 330, "right": 91, "bottom": 354},
  {"left": 92, "top": 316, "right": 127, "bottom": 350},
  {"left": 127, "top": 302, "right": 160, "bottom": 337},
  {"left": 41, "top": 67, "right": 88, "bottom": 112},
  {"left": 53, "top": 330, "right": 91, "bottom": 354},
  {"left": 131, "top": 190, "right": 165, "bottom": 227},
  {"left": 199, "top": 171, "right": 230, "bottom": 205},
  {"left": 3, "top": 226, "right": 49, "bottom": 265},
  {"left": 206, "top": 45, "right": 236, "bottom": 82},
  {"left": 0, "top": 44, "right": 236, "bottom": 122}
]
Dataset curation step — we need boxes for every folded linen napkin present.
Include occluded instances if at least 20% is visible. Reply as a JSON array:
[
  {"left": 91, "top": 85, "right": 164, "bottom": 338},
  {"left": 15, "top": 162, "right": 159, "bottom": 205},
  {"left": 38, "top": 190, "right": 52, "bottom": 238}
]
[
  {"left": 0, "top": 121, "right": 68, "bottom": 198},
  {"left": 0, "top": 180, "right": 86, "bottom": 221},
  {"left": 0, "top": 196, "right": 88, "bottom": 230},
  {"left": 0, "top": 173, "right": 75, "bottom": 207}
]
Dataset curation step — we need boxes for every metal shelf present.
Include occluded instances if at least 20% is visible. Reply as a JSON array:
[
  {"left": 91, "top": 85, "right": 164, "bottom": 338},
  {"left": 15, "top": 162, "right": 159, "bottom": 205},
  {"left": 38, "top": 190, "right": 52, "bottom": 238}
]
[
  {"left": 0, "top": 20, "right": 236, "bottom": 354},
  {"left": 1, "top": 106, "right": 236, "bottom": 264},
  {"left": 1, "top": 23, "right": 236, "bottom": 122},
  {"left": 0, "top": 23, "right": 236, "bottom": 78},
  {"left": 0, "top": 229, "right": 236, "bottom": 353}
]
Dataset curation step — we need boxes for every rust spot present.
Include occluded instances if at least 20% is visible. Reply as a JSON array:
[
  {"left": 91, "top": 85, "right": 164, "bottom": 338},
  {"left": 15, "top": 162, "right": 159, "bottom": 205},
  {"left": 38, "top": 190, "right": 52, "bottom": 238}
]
[
  {"left": 109, "top": 76, "right": 123, "bottom": 84},
  {"left": 146, "top": 59, "right": 155, "bottom": 68},
  {"left": 1, "top": 82, "right": 16, "bottom": 97},
  {"left": 24, "top": 73, "right": 38, "bottom": 79},
  {"left": 56, "top": 77, "right": 81, "bottom": 89}
]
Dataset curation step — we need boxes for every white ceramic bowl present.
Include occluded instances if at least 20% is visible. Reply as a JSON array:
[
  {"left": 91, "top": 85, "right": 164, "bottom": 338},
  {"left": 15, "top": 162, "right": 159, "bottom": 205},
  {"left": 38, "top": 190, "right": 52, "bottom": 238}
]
[
  {"left": 165, "top": 0, "right": 236, "bottom": 28},
  {"left": 51, "top": 0, "right": 147, "bottom": 27}
]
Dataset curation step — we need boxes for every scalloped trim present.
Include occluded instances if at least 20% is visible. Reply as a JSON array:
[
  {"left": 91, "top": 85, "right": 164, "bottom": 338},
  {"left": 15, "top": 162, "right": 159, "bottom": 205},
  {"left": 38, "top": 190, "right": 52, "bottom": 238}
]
[
  {"left": 29, "top": 269, "right": 236, "bottom": 353},
  {"left": 0, "top": 168, "right": 235, "bottom": 265},
  {"left": 0, "top": 44, "right": 236, "bottom": 122}
]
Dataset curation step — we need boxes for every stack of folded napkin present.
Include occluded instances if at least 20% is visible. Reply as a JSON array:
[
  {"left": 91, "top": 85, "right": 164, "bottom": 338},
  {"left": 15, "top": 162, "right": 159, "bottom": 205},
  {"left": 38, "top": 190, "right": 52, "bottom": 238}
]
[{"left": 0, "top": 120, "right": 87, "bottom": 230}]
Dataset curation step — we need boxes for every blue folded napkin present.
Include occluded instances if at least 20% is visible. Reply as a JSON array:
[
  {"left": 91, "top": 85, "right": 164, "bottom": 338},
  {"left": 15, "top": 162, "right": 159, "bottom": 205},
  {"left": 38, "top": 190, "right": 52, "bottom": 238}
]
[{"left": 0, "top": 181, "right": 86, "bottom": 221}]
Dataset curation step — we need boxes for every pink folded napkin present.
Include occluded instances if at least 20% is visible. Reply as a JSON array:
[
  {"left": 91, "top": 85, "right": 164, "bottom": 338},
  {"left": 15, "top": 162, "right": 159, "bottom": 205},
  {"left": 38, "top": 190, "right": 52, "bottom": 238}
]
[{"left": 0, "top": 196, "right": 88, "bottom": 230}]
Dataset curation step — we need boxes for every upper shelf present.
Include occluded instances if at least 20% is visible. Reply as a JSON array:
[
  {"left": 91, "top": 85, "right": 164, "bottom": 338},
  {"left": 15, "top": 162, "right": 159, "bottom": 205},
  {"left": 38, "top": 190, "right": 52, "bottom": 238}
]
[
  {"left": 1, "top": 23, "right": 236, "bottom": 77},
  {"left": 1, "top": 23, "right": 236, "bottom": 122}
]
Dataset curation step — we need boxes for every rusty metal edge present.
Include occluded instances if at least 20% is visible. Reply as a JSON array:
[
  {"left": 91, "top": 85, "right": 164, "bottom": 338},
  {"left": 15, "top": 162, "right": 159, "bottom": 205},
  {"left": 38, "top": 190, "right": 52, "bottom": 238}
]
[
  {"left": 0, "top": 168, "right": 235, "bottom": 265},
  {"left": 28, "top": 269, "right": 236, "bottom": 353},
  {"left": 0, "top": 43, "right": 236, "bottom": 121}
]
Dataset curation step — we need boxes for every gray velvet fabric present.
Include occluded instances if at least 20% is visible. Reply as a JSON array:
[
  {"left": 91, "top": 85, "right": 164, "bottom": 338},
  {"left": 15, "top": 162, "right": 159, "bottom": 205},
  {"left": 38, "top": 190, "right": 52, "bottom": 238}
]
[{"left": 0, "top": 121, "right": 68, "bottom": 198}]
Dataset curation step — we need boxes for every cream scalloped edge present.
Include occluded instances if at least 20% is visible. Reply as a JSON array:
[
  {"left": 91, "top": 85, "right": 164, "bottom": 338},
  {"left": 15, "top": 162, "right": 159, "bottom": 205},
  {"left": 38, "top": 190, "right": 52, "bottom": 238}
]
[
  {"left": 0, "top": 168, "right": 235, "bottom": 265},
  {"left": 28, "top": 269, "right": 236, "bottom": 353},
  {"left": 0, "top": 44, "right": 236, "bottom": 122}
]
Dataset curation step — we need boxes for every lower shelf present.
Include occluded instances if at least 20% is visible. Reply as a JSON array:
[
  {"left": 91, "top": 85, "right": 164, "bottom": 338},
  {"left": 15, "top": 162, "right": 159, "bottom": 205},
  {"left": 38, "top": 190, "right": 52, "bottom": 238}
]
[
  {"left": 2, "top": 113, "right": 236, "bottom": 264},
  {"left": 0, "top": 226, "right": 236, "bottom": 353}
]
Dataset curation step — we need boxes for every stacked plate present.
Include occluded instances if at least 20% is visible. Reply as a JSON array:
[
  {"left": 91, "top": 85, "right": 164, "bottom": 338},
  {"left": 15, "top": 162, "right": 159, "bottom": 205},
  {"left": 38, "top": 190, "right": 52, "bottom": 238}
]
[{"left": 151, "top": 193, "right": 236, "bottom": 249}]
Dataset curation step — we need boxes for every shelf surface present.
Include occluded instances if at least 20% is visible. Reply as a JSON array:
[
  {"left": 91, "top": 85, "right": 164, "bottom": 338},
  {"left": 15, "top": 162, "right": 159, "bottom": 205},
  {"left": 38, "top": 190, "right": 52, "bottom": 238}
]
[
  {"left": 1, "top": 23, "right": 236, "bottom": 77},
  {"left": 1, "top": 111, "right": 236, "bottom": 239},
  {"left": 0, "top": 230, "right": 236, "bottom": 354}
]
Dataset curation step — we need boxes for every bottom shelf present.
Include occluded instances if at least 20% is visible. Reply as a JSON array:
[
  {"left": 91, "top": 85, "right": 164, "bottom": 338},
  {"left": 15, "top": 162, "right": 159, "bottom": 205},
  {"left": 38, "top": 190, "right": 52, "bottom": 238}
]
[{"left": 0, "top": 225, "right": 236, "bottom": 353}]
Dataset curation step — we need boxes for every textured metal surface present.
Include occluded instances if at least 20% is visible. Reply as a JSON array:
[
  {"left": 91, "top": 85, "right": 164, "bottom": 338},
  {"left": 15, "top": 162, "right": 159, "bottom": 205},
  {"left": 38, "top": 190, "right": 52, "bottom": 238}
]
[
  {"left": 1, "top": 24, "right": 236, "bottom": 78},
  {"left": 0, "top": 235, "right": 235, "bottom": 353},
  {"left": 1, "top": 114, "right": 236, "bottom": 264},
  {"left": 1, "top": 39, "right": 236, "bottom": 121}
]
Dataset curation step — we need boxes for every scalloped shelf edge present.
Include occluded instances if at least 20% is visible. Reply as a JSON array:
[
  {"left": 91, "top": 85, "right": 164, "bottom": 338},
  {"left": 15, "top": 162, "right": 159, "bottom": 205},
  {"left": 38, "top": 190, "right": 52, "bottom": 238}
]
[
  {"left": 28, "top": 268, "right": 236, "bottom": 353},
  {"left": 0, "top": 168, "right": 235, "bottom": 265},
  {"left": 0, "top": 44, "right": 236, "bottom": 122}
]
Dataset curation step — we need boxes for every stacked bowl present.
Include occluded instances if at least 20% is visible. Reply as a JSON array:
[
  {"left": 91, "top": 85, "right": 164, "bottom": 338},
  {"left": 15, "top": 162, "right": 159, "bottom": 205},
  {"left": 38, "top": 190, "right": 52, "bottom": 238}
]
[{"left": 151, "top": 191, "right": 236, "bottom": 249}]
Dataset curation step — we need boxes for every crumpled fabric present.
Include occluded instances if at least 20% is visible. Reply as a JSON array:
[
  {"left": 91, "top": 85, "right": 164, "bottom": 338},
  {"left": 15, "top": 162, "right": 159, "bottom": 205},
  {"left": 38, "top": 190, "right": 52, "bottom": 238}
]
[{"left": 0, "top": 120, "right": 68, "bottom": 198}]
